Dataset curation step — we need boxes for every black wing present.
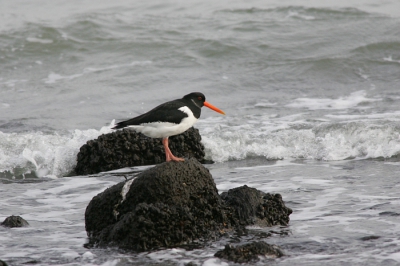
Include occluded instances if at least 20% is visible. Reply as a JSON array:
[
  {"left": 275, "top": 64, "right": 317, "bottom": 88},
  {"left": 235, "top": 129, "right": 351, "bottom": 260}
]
[{"left": 113, "top": 99, "right": 188, "bottom": 129}]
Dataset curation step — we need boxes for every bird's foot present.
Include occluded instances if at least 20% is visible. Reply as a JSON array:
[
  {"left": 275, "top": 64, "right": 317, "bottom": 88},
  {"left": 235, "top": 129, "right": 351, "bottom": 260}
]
[
  {"left": 166, "top": 154, "right": 185, "bottom": 162},
  {"left": 163, "top": 137, "right": 185, "bottom": 162}
]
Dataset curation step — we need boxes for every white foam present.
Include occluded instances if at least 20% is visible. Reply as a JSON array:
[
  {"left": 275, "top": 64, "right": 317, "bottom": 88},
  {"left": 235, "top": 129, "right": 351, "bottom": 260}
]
[
  {"left": 0, "top": 125, "right": 112, "bottom": 178},
  {"left": 383, "top": 55, "right": 400, "bottom": 63},
  {"left": 82, "top": 251, "right": 96, "bottom": 260},
  {"left": 24, "top": 177, "right": 114, "bottom": 198},
  {"left": 326, "top": 111, "right": 400, "bottom": 121},
  {"left": 20, "top": 177, "right": 119, "bottom": 226},
  {"left": 217, "top": 182, "right": 247, "bottom": 192},
  {"left": 254, "top": 101, "right": 277, "bottom": 108},
  {"left": 199, "top": 115, "right": 400, "bottom": 162},
  {"left": 291, "top": 176, "right": 332, "bottom": 185},
  {"left": 61, "top": 250, "right": 80, "bottom": 258},
  {"left": 202, "top": 258, "right": 229, "bottom": 266},
  {"left": 1, "top": 79, "right": 27, "bottom": 87},
  {"left": 26, "top": 37, "right": 53, "bottom": 44},
  {"left": 146, "top": 247, "right": 221, "bottom": 266},
  {"left": 44, "top": 72, "right": 83, "bottom": 84},
  {"left": 0, "top": 235, "right": 10, "bottom": 241},
  {"left": 1, "top": 113, "right": 399, "bottom": 179},
  {"left": 2, "top": 251, "right": 30, "bottom": 257},
  {"left": 100, "top": 259, "right": 120, "bottom": 266},
  {"left": 43, "top": 61, "right": 152, "bottom": 84},
  {"left": 286, "top": 90, "right": 381, "bottom": 110},
  {"left": 286, "top": 10, "right": 315, "bottom": 20},
  {"left": 386, "top": 252, "right": 400, "bottom": 261},
  {"left": 83, "top": 61, "right": 152, "bottom": 73}
]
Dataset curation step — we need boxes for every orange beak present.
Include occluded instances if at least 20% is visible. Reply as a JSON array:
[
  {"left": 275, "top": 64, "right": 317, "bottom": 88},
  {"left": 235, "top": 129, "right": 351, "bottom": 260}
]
[{"left": 204, "top": 101, "right": 225, "bottom": 115}]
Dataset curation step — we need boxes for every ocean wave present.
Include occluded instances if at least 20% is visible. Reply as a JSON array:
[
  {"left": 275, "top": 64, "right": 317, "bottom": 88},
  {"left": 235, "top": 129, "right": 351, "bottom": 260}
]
[
  {"left": 200, "top": 119, "right": 400, "bottom": 162},
  {"left": 42, "top": 61, "right": 152, "bottom": 84},
  {"left": 351, "top": 41, "right": 400, "bottom": 64},
  {"left": 216, "top": 6, "right": 373, "bottom": 20},
  {"left": 1, "top": 116, "right": 399, "bottom": 179},
  {"left": 286, "top": 90, "right": 381, "bottom": 110},
  {"left": 0, "top": 125, "right": 112, "bottom": 179}
]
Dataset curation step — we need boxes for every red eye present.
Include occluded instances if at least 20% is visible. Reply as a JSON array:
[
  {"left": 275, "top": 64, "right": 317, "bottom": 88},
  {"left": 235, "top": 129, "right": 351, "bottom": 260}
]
[{"left": 198, "top": 96, "right": 202, "bottom": 100}]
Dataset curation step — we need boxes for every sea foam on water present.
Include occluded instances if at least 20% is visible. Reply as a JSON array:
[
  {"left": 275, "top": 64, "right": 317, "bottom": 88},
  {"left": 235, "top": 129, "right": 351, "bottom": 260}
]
[{"left": 0, "top": 125, "right": 112, "bottom": 178}]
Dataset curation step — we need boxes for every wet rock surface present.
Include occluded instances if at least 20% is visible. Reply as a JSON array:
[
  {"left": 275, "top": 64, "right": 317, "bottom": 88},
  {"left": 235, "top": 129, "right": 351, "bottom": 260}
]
[
  {"left": 85, "top": 159, "right": 292, "bottom": 252},
  {"left": 85, "top": 159, "right": 233, "bottom": 251},
  {"left": 214, "top": 241, "right": 284, "bottom": 263},
  {"left": 1, "top": 215, "right": 29, "bottom": 228},
  {"left": 221, "top": 185, "right": 292, "bottom": 226},
  {"left": 74, "top": 127, "right": 206, "bottom": 175}
]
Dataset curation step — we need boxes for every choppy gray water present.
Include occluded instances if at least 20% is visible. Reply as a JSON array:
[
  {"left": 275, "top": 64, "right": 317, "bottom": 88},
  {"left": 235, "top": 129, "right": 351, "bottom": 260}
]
[{"left": 1, "top": 0, "right": 400, "bottom": 265}]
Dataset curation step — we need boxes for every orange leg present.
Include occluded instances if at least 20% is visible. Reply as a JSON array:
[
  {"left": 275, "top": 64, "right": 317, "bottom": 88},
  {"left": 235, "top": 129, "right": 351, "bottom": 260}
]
[{"left": 162, "top": 137, "right": 184, "bottom": 162}]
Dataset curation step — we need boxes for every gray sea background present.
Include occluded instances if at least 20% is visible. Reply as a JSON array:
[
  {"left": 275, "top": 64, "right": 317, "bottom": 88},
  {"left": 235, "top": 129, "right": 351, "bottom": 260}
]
[{"left": 1, "top": 0, "right": 400, "bottom": 265}]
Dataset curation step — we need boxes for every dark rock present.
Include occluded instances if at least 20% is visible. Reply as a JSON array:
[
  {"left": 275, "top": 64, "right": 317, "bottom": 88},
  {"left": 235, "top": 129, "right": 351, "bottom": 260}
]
[
  {"left": 360, "top": 235, "right": 380, "bottom": 241},
  {"left": 379, "top": 211, "right": 400, "bottom": 216},
  {"left": 221, "top": 185, "right": 292, "bottom": 226},
  {"left": 0, "top": 260, "right": 8, "bottom": 266},
  {"left": 214, "top": 241, "right": 284, "bottom": 263},
  {"left": 74, "top": 127, "right": 206, "bottom": 175},
  {"left": 85, "top": 160, "right": 292, "bottom": 252},
  {"left": 85, "top": 159, "right": 233, "bottom": 251},
  {"left": 1, "top": 215, "right": 29, "bottom": 228},
  {"left": 184, "top": 262, "right": 198, "bottom": 266}
]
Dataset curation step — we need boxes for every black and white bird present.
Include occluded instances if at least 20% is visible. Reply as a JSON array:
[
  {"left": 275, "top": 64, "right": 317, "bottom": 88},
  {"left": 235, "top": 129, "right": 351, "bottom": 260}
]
[{"left": 112, "top": 92, "right": 225, "bottom": 162}]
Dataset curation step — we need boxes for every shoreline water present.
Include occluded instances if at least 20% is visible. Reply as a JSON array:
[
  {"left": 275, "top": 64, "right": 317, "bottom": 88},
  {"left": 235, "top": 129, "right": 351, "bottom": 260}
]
[{"left": 1, "top": 158, "right": 399, "bottom": 265}]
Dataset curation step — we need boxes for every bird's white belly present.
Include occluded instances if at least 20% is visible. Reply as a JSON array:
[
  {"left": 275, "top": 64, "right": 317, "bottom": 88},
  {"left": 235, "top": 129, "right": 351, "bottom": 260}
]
[{"left": 128, "top": 106, "right": 198, "bottom": 138}]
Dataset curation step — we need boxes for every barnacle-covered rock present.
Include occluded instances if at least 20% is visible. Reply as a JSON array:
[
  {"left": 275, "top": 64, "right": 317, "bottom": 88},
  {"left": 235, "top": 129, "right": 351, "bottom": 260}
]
[
  {"left": 74, "top": 127, "right": 206, "bottom": 175},
  {"left": 215, "top": 241, "right": 284, "bottom": 263},
  {"left": 1, "top": 215, "right": 29, "bottom": 228},
  {"left": 85, "top": 160, "right": 292, "bottom": 252}
]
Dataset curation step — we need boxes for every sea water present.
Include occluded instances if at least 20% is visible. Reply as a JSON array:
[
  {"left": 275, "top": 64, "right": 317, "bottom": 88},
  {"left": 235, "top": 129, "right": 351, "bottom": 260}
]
[{"left": 1, "top": 0, "right": 400, "bottom": 265}]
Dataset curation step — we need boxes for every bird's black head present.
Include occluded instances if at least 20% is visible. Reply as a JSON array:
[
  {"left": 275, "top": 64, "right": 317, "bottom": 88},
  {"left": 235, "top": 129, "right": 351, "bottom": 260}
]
[
  {"left": 183, "top": 92, "right": 205, "bottom": 108},
  {"left": 182, "top": 92, "right": 225, "bottom": 116}
]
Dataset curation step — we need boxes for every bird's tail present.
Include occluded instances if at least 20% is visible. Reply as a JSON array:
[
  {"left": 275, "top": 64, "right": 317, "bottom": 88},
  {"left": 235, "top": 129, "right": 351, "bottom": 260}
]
[{"left": 112, "top": 121, "right": 129, "bottom": 130}]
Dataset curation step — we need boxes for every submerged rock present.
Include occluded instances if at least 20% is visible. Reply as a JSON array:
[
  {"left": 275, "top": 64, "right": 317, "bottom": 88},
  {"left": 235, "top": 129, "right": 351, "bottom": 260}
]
[
  {"left": 1, "top": 215, "right": 29, "bottom": 228},
  {"left": 74, "top": 127, "right": 206, "bottom": 175},
  {"left": 214, "top": 241, "right": 284, "bottom": 263},
  {"left": 221, "top": 185, "right": 292, "bottom": 226},
  {"left": 85, "top": 159, "right": 292, "bottom": 252}
]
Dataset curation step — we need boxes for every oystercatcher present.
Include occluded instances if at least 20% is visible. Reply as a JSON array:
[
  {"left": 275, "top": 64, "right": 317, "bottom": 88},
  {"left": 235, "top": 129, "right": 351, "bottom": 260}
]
[{"left": 112, "top": 92, "right": 225, "bottom": 162}]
